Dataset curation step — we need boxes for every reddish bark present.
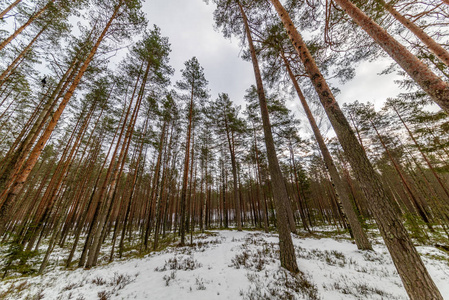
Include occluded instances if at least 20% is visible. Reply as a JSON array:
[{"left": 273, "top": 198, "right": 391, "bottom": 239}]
[
  {"left": 0, "top": 1, "right": 50, "bottom": 51},
  {"left": 238, "top": 1, "right": 299, "bottom": 273},
  {"left": 0, "top": 0, "right": 22, "bottom": 19},
  {"left": 333, "top": 0, "right": 449, "bottom": 114},
  {"left": 282, "top": 54, "right": 372, "bottom": 250},
  {"left": 0, "top": 25, "right": 47, "bottom": 83},
  {"left": 0, "top": 1, "right": 123, "bottom": 234},
  {"left": 381, "top": 0, "right": 449, "bottom": 67},
  {"left": 270, "top": 0, "right": 443, "bottom": 298},
  {"left": 179, "top": 84, "right": 195, "bottom": 245}
]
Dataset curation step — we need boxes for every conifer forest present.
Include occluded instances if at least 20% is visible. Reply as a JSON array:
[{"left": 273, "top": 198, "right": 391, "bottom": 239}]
[{"left": 1, "top": 0, "right": 449, "bottom": 299}]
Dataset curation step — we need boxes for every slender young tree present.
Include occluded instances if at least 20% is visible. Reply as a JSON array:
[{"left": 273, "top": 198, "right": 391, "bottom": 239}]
[
  {"left": 176, "top": 57, "right": 209, "bottom": 245},
  {"left": 207, "top": 93, "right": 245, "bottom": 231}
]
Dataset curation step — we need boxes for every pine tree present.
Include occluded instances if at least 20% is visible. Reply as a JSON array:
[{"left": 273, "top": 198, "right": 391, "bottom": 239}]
[
  {"left": 176, "top": 57, "right": 209, "bottom": 246},
  {"left": 269, "top": 1, "right": 443, "bottom": 298}
]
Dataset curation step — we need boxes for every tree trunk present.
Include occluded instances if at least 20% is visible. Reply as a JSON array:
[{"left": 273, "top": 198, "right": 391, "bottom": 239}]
[
  {"left": 224, "top": 114, "right": 242, "bottom": 230},
  {"left": 333, "top": 0, "right": 449, "bottom": 114},
  {"left": 282, "top": 54, "right": 372, "bottom": 250},
  {"left": 151, "top": 121, "right": 168, "bottom": 251},
  {"left": 0, "top": 2, "right": 123, "bottom": 234},
  {"left": 0, "top": 0, "right": 22, "bottom": 19},
  {"left": 371, "top": 120, "right": 433, "bottom": 227},
  {"left": 87, "top": 68, "right": 144, "bottom": 268},
  {"left": 253, "top": 126, "right": 269, "bottom": 232},
  {"left": 380, "top": 0, "right": 449, "bottom": 67},
  {"left": 2, "top": 5, "right": 124, "bottom": 250},
  {"left": 392, "top": 105, "right": 449, "bottom": 202},
  {"left": 270, "top": 1, "right": 443, "bottom": 298},
  {"left": 238, "top": 1, "right": 299, "bottom": 274},
  {"left": 180, "top": 86, "right": 195, "bottom": 245},
  {"left": 0, "top": 25, "right": 47, "bottom": 83},
  {"left": 0, "top": 60, "right": 78, "bottom": 195},
  {"left": 0, "top": 1, "right": 50, "bottom": 51}
]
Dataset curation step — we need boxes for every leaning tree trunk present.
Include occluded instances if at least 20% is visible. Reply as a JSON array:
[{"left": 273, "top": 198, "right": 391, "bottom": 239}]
[
  {"left": 0, "top": 1, "right": 50, "bottom": 51},
  {"left": 0, "top": 59, "right": 78, "bottom": 196},
  {"left": 282, "top": 54, "right": 372, "bottom": 250},
  {"left": 270, "top": 1, "right": 443, "bottom": 299},
  {"left": 238, "top": 1, "right": 299, "bottom": 274},
  {"left": 332, "top": 0, "right": 449, "bottom": 115},
  {"left": 86, "top": 66, "right": 145, "bottom": 268},
  {"left": 370, "top": 120, "right": 433, "bottom": 227},
  {"left": 392, "top": 105, "right": 449, "bottom": 202},
  {"left": 0, "top": 25, "right": 47, "bottom": 83},
  {"left": 0, "top": 0, "right": 22, "bottom": 19},
  {"left": 0, "top": 1, "right": 123, "bottom": 235},
  {"left": 379, "top": 0, "right": 449, "bottom": 67}
]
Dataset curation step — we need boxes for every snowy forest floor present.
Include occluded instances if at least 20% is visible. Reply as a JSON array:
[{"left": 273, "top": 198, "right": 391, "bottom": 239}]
[{"left": 1, "top": 227, "right": 449, "bottom": 300}]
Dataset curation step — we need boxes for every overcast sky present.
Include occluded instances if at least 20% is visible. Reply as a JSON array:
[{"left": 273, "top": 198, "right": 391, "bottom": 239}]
[
  {"left": 144, "top": 0, "right": 254, "bottom": 107},
  {"left": 143, "top": 0, "right": 403, "bottom": 121}
]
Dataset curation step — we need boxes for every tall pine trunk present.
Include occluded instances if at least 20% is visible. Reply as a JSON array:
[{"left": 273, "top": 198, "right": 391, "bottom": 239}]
[
  {"left": 224, "top": 115, "right": 242, "bottom": 231},
  {"left": 180, "top": 87, "right": 195, "bottom": 245},
  {"left": 0, "top": 1, "right": 123, "bottom": 236},
  {"left": 0, "top": 1, "right": 50, "bottom": 51},
  {"left": 270, "top": 1, "right": 443, "bottom": 298},
  {"left": 283, "top": 55, "right": 371, "bottom": 249},
  {"left": 379, "top": 0, "right": 449, "bottom": 67},
  {"left": 333, "top": 0, "right": 449, "bottom": 114},
  {"left": 0, "top": 25, "right": 47, "bottom": 83},
  {"left": 238, "top": 1, "right": 299, "bottom": 274}
]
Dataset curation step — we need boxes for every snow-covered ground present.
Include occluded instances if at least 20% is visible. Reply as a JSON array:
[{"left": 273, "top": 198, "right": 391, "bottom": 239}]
[{"left": 1, "top": 230, "right": 448, "bottom": 299}]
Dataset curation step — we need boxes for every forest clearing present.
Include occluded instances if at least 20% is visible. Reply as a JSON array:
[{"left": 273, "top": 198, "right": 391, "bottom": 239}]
[{"left": 1, "top": 0, "right": 449, "bottom": 299}]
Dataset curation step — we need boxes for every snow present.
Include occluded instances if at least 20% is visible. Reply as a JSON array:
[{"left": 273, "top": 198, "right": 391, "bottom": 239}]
[{"left": 1, "top": 230, "right": 448, "bottom": 299}]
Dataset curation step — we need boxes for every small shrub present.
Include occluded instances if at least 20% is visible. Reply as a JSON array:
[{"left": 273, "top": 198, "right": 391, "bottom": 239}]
[
  {"left": 97, "top": 290, "right": 110, "bottom": 300},
  {"left": 163, "top": 274, "right": 172, "bottom": 286},
  {"left": 155, "top": 255, "right": 202, "bottom": 271},
  {"left": 242, "top": 270, "right": 320, "bottom": 300},
  {"left": 0, "top": 239, "right": 38, "bottom": 279},
  {"left": 92, "top": 276, "right": 106, "bottom": 286},
  {"left": 62, "top": 282, "right": 80, "bottom": 291},
  {"left": 110, "top": 272, "right": 132, "bottom": 290},
  {"left": 195, "top": 277, "right": 206, "bottom": 290}
]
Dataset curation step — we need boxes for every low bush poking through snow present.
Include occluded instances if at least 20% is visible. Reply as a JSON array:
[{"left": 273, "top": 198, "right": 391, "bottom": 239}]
[
  {"left": 243, "top": 269, "right": 319, "bottom": 300},
  {"left": 195, "top": 276, "right": 207, "bottom": 290},
  {"left": 154, "top": 254, "right": 202, "bottom": 272},
  {"left": 0, "top": 230, "right": 447, "bottom": 299},
  {"left": 92, "top": 276, "right": 107, "bottom": 286},
  {"left": 163, "top": 270, "right": 177, "bottom": 286},
  {"left": 230, "top": 235, "right": 277, "bottom": 271},
  {"left": 322, "top": 276, "right": 405, "bottom": 300},
  {"left": 231, "top": 233, "right": 320, "bottom": 299},
  {"left": 97, "top": 290, "right": 111, "bottom": 300},
  {"left": 295, "top": 246, "right": 348, "bottom": 268}
]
